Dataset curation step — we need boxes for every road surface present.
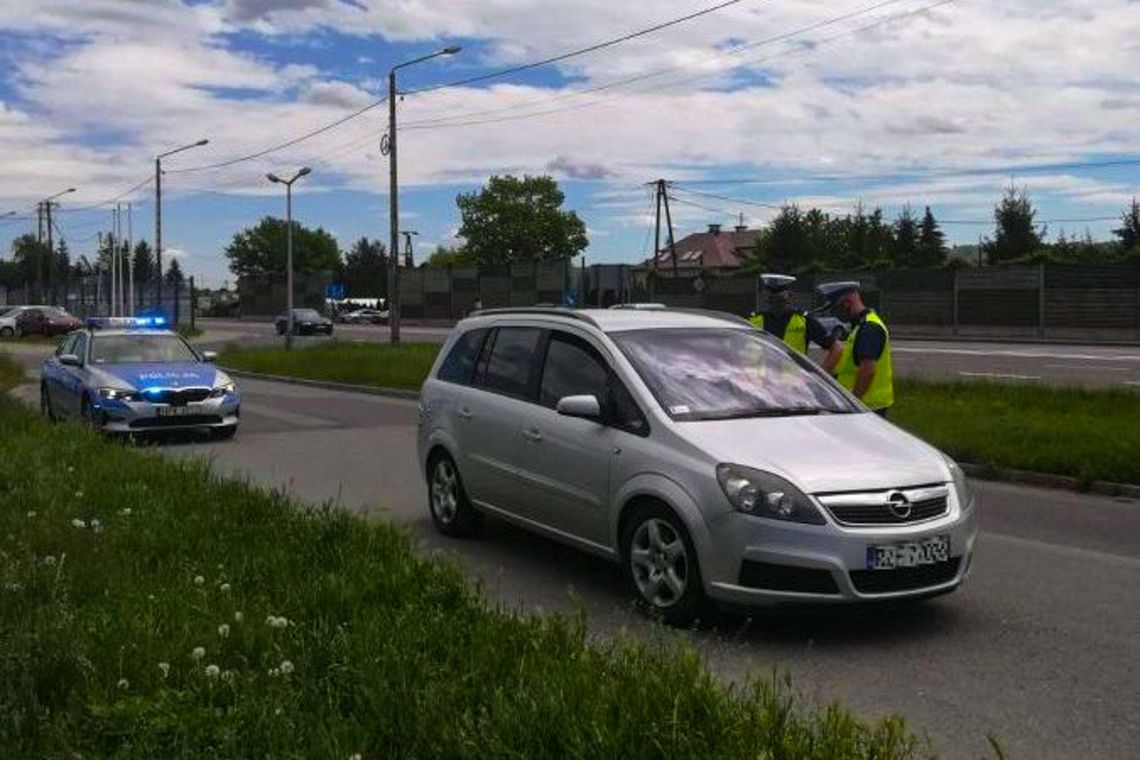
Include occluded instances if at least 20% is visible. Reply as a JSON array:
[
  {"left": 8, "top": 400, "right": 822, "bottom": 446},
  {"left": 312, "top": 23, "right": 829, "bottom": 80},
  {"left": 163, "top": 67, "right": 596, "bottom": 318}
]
[
  {"left": 142, "top": 376, "right": 1137, "bottom": 760},
  {"left": 197, "top": 318, "right": 1140, "bottom": 388}
]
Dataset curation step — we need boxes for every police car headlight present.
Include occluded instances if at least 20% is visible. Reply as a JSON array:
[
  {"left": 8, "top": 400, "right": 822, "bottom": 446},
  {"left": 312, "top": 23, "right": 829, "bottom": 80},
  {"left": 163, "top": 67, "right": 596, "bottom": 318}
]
[
  {"left": 716, "top": 464, "right": 826, "bottom": 524},
  {"left": 99, "top": 387, "right": 140, "bottom": 402},
  {"left": 209, "top": 382, "right": 235, "bottom": 398},
  {"left": 946, "top": 458, "right": 974, "bottom": 509}
]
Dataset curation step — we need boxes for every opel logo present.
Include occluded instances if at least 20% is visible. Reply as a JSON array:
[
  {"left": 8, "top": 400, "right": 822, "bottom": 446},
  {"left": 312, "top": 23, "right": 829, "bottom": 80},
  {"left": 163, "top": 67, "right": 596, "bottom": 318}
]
[{"left": 886, "top": 491, "right": 912, "bottom": 519}]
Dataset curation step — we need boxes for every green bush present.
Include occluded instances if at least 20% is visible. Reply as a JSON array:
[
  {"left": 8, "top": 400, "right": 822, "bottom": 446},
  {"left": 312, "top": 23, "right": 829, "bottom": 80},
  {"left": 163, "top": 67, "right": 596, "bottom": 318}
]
[{"left": 219, "top": 340, "right": 439, "bottom": 391}]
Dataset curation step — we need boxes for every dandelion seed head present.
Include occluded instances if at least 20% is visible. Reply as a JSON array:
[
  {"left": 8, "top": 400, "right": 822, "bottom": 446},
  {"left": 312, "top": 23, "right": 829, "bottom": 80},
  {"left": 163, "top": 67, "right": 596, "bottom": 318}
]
[
  {"left": 70, "top": 518, "right": 86, "bottom": 529},
  {"left": 193, "top": 575, "right": 205, "bottom": 586},
  {"left": 279, "top": 660, "right": 294, "bottom": 675},
  {"left": 158, "top": 662, "right": 170, "bottom": 678},
  {"left": 26, "top": 511, "right": 36, "bottom": 518},
  {"left": 220, "top": 583, "right": 231, "bottom": 593},
  {"left": 217, "top": 623, "right": 230, "bottom": 639},
  {"left": 234, "top": 611, "right": 244, "bottom": 623},
  {"left": 191, "top": 647, "right": 206, "bottom": 661},
  {"left": 269, "top": 668, "right": 280, "bottom": 677},
  {"left": 205, "top": 664, "right": 220, "bottom": 679},
  {"left": 119, "top": 508, "right": 132, "bottom": 516},
  {"left": 117, "top": 678, "right": 129, "bottom": 691},
  {"left": 43, "top": 555, "right": 56, "bottom": 566}
]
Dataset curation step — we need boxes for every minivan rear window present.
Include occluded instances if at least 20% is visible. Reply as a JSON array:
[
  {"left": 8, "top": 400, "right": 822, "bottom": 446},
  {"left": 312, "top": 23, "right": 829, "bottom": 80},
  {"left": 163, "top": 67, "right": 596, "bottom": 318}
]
[
  {"left": 437, "top": 328, "right": 488, "bottom": 385},
  {"left": 479, "top": 327, "right": 542, "bottom": 398}
]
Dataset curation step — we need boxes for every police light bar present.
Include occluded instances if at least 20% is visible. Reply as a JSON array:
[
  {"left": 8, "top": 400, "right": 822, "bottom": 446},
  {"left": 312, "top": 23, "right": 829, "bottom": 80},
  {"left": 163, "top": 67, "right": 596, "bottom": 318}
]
[{"left": 85, "top": 316, "right": 169, "bottom": 330}]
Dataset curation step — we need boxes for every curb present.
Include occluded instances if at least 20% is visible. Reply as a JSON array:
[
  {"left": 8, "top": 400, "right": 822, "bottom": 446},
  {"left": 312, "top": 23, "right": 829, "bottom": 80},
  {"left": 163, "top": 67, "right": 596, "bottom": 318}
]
[
  {"left": 227, "top": 369, "right": 1139, "bottom": 501},
  {"left": 222, "top": 369, "right": 420, "bottom": 401},
  {"left": 958, "top": 463, "right": 1140, "bottom": 500}
]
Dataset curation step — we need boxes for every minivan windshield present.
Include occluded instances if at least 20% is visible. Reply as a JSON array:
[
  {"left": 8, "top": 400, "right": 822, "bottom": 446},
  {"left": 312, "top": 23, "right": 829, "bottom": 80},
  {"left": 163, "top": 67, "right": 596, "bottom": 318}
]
[{"left": 612, "top": 328, "right": 857, "bottom": 421}]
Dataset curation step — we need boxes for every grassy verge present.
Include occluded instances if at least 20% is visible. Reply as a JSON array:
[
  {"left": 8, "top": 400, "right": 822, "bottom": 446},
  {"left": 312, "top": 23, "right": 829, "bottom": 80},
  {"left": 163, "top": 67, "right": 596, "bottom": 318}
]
[
  {"left": 216, "top": 341, "right": 1139, "bottom": 485},
  {"left": 0, "top": 351, "right": 25, "bottom": 391},
  {"left": 0, "top": 398, "right": 928, "bottom": 758},
  {"left": 176, "top": 324, "right": 204, "bottom": 339},
  {"left": 892, "top": 379, "right": 1140, "bottom": 485},
  {"left": 219, "top": 340, "right": 439, "bottom": 390}
]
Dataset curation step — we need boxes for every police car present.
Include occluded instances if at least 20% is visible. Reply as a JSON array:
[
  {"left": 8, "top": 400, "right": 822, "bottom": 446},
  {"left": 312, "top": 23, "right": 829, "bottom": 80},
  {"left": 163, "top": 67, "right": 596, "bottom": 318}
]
[{"left": 40, "top": 317, "right": 240, "bottom": 438}]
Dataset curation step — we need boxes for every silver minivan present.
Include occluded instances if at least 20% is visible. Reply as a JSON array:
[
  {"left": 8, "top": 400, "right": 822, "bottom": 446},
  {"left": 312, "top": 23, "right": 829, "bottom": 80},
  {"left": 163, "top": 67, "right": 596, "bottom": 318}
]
[{"left": 417, "top": 307, "right": 977, "bottom": 624}]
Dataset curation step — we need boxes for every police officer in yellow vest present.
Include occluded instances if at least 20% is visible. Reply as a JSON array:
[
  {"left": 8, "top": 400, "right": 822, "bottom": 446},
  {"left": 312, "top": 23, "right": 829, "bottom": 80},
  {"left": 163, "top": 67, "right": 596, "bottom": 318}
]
[
  {"left": 817, "top": 281, "right": 894, "bottom": 417},
  {"left": 750, "top": 274, "right": 842, "bottom": 366}
]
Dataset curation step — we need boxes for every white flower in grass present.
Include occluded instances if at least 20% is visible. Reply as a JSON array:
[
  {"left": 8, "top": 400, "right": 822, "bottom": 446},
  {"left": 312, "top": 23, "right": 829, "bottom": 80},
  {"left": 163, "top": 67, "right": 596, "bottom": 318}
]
[
  {"left": 119, "top": 508, "right": 132, "bottom": 516},
  {"left": 67, "top": 466, "right": 74, "bottom": 473},
  {"left": 274, "top": 707, "right": 283, "bottom": 716},
  {"left": 217, "top": 624, "right": 230, "bottom": 639},
  {"left": 158, "top": 662, "right": 170, "bottom": 678},
  {"left": 268, "top": 668, "right": 280, "bottom": 678},
  {"left": 43, "top": 555, "right": 56, "bottom": 566},
  {"left": 220, "top": 583, "right": 231, "bottom": 593},
  {"left": 279, "top": 660, "right": 294, "bottom": 675},
  {"left": 70, "top": 518, "right": 86, "bottom": 529},
  {"left": 193, "top": 575, "right": 205, "bottom": 586},
  {"left": 348, "top": 754, "right": 362, "bottom": 760},
  {"left": 26, "top": 511, "right": 36, "bottom": 518},
  {"left": 117, "top": 678, "right": 129, "bottom": 691},
  {"left": 234, "top": 611, "right": 244, "bottom": 623},
  {"left": 74, "top": 491, "right": 83, "bottom": 498},
  {"left": 91, "top": 519, "right": 103, "bottom": 534},
  {"left": 205, "top": 664, "right": 220, "bottom": 679},
  {"left": 191, "top": 646, "right": 206, "bottom": 661},
  {"left": 266, "top": 615, "right": 289, "bottom": 629}
]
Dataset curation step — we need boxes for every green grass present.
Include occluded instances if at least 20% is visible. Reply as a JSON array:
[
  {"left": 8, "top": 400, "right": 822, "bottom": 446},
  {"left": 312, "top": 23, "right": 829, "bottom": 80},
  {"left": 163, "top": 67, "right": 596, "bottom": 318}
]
[
  {"left": 176, "top": 324, "right": 204, "bottom": 339},
  {"left": 219, "top": 340, "right": 440, "bottom": 390},
  {"left": 891, "top": 379, "right": 1140, "bottom": 485},
  {"left": 0, "top": 398, "right": 931, "bottom": 759},
  {"left": 0, "top": 352, "right": 25, "bottom": 391}
]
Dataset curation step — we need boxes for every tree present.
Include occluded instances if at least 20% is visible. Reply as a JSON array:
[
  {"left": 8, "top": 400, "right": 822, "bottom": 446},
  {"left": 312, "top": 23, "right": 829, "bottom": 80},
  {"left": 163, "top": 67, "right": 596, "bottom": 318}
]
[
  {"left": 164, "top": 258, "right": 184, "bottom": 288},
  {"left": 1114, "top": 197, "right": 1140, "bottom": 254},
  {"left": 10, "top": 233, "right": 48, "bottom": 287},
  {"left": 342, "top": 237, "right": 388, "bottom": 298},
  {"left": 133, "top": 240, "right": 155, "bottom": 285},
  {"left": 456, "top": 175, "right": 588, "bottom": 266},
  {"left": 754, "top": 205, "right": 810, "bottom": 273},
  {"left": 917, "top": 206, "right": 948, "bottom": 266},
  {"left": 891, "top": 205, "right": 920, "bottom": 268},
  {"left": 981, "top": 186, "right": 1046, "bottom": 264},
  {"left": 224, "top": 216, "right": 341, "bottom": 280},
  {"left": 424, "top": 245, "right": 476, "bottom": 269}
]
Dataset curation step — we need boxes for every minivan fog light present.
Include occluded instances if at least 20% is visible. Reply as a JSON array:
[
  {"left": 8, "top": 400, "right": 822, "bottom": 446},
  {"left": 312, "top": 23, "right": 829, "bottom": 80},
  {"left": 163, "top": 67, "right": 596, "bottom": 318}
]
[{"left": 716, "top": 464, "right": 826, "bottom": 525}]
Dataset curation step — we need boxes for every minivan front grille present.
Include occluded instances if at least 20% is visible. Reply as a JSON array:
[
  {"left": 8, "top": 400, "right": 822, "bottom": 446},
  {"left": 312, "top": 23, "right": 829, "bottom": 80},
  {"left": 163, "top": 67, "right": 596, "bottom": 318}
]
[{"left": 816, "top": 485, "right": 950, "bottom": 526}]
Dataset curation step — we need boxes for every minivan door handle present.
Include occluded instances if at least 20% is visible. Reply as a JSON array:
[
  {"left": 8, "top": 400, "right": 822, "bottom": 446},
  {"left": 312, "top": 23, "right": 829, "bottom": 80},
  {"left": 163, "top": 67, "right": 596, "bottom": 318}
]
[
  {"left": 521, "top": 427, "right": 543, "bottom": 443},
  {"left": 457, "top": 407, "right": 473, "bottom": 421}
]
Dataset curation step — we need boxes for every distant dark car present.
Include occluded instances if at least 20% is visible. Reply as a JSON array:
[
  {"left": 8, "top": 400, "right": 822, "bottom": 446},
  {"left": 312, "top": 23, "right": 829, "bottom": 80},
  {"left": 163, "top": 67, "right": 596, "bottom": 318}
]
[
  {"left": 275, "top": 309, "right": 333, "bottom": 336},
  {"left": 16, "top": 307, "right": 82, "bottom": 337}
]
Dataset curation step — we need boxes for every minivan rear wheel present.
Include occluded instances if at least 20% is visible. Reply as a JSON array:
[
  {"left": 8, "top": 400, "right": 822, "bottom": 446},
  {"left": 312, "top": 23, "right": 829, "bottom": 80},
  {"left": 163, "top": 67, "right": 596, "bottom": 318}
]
[
  {"left": 427, "top": 453, "right": 483, "bottom": 537},
  {"left": 622, "top": 502, "right": 707, "bottom": 626}
]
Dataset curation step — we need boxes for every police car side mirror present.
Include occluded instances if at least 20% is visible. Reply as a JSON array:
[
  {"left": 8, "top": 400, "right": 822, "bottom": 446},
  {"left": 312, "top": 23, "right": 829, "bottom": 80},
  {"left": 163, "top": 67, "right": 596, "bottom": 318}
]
[
  {"left": 201, "top": 351, "right": 217, "bottom": 363},
  {"left": 59, "top": 353, "right": 81, "bottom": 367}
]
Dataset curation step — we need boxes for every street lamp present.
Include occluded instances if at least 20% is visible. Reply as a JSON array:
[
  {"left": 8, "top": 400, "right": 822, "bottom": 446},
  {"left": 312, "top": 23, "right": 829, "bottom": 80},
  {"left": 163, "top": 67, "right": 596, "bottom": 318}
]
[
  {"left": 387, "top": 45, "right": 461, "bottom": 344},
  {"left": 38, "top": 187, "right": 75, "bottom": 304},
  {"left": 267, "top": 167, "right": 312, "bottom": 350},
  {"left": 155, "top": 139, "right": 208, "bottom": 312}
]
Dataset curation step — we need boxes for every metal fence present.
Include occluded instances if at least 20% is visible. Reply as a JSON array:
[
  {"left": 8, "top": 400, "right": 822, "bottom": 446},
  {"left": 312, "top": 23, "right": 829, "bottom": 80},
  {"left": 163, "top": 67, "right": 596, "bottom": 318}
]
[{"left": 2, "top": 274, "right": 195, "bottom": 325}]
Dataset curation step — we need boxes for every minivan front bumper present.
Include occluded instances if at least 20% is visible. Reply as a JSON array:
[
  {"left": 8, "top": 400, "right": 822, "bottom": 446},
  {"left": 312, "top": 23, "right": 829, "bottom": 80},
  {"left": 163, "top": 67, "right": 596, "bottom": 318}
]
[{"left": 701, "top": 493, "right": 978, "bottom": 607}]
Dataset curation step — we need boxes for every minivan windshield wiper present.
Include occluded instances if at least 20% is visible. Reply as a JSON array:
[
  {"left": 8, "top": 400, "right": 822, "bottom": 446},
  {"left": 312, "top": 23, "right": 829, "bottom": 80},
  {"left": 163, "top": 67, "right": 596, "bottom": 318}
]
[{"left": 685, "top": 406, "right": 845, "bottom": 421}]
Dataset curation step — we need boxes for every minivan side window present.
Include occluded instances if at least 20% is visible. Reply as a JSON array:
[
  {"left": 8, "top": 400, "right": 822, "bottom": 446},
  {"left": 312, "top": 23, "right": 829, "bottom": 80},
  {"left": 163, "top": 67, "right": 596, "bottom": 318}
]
[
  {"left": 539, "top": 333, "right": 609, "bottom": 409},
  {"left": 478, "top": 327, "right": 542, "bottom": 399},
  {"left": 437, "top": 328, "right": 488, "bottom": 385}
]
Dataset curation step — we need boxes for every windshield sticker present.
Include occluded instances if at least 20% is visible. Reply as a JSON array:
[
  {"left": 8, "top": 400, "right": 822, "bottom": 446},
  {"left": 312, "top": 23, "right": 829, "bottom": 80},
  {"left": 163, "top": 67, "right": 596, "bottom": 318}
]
[{"left": 669, "top": 404, "right": 691, "bottom": 415}]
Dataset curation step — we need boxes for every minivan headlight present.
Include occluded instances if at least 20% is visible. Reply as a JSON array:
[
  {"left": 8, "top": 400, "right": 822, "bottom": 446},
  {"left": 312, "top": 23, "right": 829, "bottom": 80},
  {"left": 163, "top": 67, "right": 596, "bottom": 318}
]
[
  {"left": 946, "top": 458, "right": 973, "bottom": 509},
  {"left": 716, "top": 464, "right": 826, "bottom": 525}
]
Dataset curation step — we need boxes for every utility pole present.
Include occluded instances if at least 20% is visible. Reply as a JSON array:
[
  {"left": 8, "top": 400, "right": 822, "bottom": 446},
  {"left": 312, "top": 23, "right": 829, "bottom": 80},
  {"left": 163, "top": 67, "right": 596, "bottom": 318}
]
[
  {"left": 267, "top": 168, "right": 312, "bottom": 350},
  {"left": 112, "top": 204, "right": 119, "bottom": 316},
  {"left": 659, "top": 179, "right": 678, "bottom": 275},
  {"left": 651, "top": 181, "right": 662, "bottom": 299},
  {"left": 127, "top": 203, "right": 134, "bottom": 316},
  {"left": 156, "top": 139, "right": 209, "bottom": 312},
  {"left": 45, "top": 202, "right": 54, "bottom": 305},
  {"left": 402, "top": 230, "right": 418, "bottom": 268},
  {"left": 386, "top": 45, "right": 461, "bottom": 345}
]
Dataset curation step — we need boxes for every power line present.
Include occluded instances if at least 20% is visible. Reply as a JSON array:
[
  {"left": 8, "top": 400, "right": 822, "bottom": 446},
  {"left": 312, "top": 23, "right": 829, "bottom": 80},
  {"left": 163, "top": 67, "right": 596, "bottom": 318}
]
[
  {"left": 166, "top": 0, "right": 751, "bottom": 175},
  {"left": 404, "top": 0, "right": 751, "bottom": 96},
  {"left": 670, "top": 185, "right": 784, "bottom": 210}
]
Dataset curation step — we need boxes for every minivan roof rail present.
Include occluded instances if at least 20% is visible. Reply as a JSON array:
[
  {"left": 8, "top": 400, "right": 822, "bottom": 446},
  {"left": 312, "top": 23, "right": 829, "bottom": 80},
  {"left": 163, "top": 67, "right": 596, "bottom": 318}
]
[{"left": 470, "top": 306, "right": 600, "bottom": 327}]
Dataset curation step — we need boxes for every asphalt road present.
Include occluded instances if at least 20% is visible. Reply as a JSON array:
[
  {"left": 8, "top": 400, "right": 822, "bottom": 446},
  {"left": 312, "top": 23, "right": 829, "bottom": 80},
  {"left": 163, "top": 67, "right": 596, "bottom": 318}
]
[
  {"left": 197, "top": 318, "right": 1140, "bottom": 388},
  {"left": 137, "top": 376, "right": 1138, "bottom": 760}
]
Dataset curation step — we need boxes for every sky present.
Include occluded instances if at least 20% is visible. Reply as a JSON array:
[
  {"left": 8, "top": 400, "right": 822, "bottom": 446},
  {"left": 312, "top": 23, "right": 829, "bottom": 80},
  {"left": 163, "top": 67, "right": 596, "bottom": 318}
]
[{"left": 0, "top": 0, "right": 1137, "bottom": 287}]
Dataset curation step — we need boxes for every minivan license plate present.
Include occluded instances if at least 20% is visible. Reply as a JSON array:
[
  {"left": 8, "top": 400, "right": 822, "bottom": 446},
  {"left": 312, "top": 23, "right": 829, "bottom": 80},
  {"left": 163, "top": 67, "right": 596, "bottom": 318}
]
[{"left": 866, "top": 535, "right": 949, "bottom": 570}]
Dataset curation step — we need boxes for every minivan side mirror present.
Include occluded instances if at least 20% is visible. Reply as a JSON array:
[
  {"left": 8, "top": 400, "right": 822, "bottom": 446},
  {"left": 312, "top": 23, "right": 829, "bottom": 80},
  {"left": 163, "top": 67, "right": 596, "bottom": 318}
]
[
  {"left": 556, "top": 394, "right": 601, "bottom": 420},
  {"left": 59, "top": 353, "right": 81, "bottom": 367},
  {"left": 201, "top": 351, "right": 217, "bottom": 363}
]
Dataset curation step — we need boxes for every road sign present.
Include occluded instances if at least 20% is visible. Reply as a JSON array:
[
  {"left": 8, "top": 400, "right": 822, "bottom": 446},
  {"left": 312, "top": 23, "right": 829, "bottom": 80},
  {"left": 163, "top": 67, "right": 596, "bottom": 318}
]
[{"left": 326, "top": 283, "right": 346, "bottom": 300}]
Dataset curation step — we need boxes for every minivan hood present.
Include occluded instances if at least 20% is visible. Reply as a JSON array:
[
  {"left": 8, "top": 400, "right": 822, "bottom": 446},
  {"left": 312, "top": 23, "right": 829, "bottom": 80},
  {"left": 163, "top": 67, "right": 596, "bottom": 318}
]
[{"left": 678, "top": 413, "right": 950, "bottom": 493}]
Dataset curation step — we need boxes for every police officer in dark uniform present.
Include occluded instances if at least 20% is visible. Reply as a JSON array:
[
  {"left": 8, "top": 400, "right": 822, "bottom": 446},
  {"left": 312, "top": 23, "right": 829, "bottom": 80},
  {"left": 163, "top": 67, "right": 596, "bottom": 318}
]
[
  {"left": 750, "top": 274, "right": 842, "bottom": 367},
  {"left": 818, "top": 281, "right": 894, "bottom": 417}
]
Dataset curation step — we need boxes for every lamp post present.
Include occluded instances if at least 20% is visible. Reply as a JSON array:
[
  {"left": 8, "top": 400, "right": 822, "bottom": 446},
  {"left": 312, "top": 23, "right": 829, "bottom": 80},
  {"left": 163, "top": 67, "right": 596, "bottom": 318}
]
[
  {"left": 38, "top": 187, "right": 75, "bottom": 304},
  {"left": 155, "top": 139, "right": 208, "bottom": 312},
  {"left": 387, "top": 45, "right": 460, "bottom": 344},
  {"left": 267, "top": 168, "right": 312, "bottom": 350}
]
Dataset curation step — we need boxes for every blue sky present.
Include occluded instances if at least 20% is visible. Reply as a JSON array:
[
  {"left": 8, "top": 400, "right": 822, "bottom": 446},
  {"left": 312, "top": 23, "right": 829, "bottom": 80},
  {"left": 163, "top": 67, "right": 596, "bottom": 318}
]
[{"left": 1, "top": 0, "right": 1137, "bottom": 287}]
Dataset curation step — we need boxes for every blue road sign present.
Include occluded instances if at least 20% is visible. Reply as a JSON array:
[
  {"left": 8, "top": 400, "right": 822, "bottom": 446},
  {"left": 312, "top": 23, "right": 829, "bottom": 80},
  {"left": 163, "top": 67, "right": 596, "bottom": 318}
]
[{"left": 326, "top": 283, "right": 346, "bottom": 300}]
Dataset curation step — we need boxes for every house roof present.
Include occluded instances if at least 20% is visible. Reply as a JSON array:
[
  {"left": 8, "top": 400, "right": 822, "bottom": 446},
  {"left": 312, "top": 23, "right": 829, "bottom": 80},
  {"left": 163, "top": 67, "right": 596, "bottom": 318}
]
[{"left": 645, "top": 224, "right": 761, "bottom": 269}]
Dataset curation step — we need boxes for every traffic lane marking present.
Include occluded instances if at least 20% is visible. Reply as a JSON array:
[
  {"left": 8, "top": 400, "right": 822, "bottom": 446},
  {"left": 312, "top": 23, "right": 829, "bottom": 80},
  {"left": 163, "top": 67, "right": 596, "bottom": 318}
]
[
  {"left": 1041, "top": 364, "right": 1131, "bottom": 372},
  {"left": 957, "top": 371, "right": 1041, "bottom": 380},
  {"left": 894, "top": 346, "right": 1140, "bottom": 362}
]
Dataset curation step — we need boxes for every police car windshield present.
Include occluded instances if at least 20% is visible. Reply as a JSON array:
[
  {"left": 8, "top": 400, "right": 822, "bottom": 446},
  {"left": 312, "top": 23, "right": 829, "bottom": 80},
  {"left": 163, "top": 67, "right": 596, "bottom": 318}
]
[
  {"left": 89, "top": 334, "right": 199, "bottom": 364},
  {"left": 612, "top": 328, "right": 856, "bottom": 421}
]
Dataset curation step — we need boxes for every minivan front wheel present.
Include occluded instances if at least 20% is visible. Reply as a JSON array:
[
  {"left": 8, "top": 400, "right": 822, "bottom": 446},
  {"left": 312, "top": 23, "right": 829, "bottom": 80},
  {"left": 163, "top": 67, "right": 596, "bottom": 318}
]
[
  {"left": 623, "top": 503, "right": 706, "bottom": 626},
  {"left": 427, "top": 453, "right": 483, "bottom": 537}
]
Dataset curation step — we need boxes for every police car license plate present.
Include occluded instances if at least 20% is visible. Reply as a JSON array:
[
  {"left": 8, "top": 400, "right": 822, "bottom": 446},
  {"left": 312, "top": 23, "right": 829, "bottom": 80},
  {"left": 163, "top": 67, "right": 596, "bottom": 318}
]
[
  {"left": 866, "top": 535, "right": 949, "bottom": 570},
  {"left": 156, "top": 405, "right": 200, "bottom": 417}
]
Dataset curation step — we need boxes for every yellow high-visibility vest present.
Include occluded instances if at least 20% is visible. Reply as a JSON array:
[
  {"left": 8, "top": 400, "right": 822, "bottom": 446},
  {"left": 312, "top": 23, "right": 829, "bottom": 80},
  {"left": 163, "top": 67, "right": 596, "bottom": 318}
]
[
  {"left": 836, "top": 310, "right": 894, "bottom": 410},
  {"left": 749, "top": 312, "right": 808, "bottom": 354}
]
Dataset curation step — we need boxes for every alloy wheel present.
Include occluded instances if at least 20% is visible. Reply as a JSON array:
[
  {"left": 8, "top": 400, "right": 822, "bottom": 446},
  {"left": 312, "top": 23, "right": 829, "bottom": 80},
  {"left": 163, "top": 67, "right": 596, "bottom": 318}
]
[
  {"left": 431, "top": 458, "right": 460, "bottom": 525},
  {"left": 629, "top": 518, "right": 689, "bottom": 608}
]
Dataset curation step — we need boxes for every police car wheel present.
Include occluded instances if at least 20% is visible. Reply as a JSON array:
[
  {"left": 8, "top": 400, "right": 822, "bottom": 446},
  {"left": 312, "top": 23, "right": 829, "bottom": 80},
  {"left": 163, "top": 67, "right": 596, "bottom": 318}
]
[
  {"left": 621, "top": 502, "right": 707, "bottom": 627},
  {"left": 427, "top": 453, "right": 483, "bottom": 537}
]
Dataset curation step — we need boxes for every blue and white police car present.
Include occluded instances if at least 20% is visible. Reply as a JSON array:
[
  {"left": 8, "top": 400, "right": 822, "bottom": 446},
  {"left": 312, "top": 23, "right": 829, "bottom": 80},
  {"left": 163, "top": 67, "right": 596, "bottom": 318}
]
[{"left": 40, "top": 317, "right": 240, "bottom": 438}]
